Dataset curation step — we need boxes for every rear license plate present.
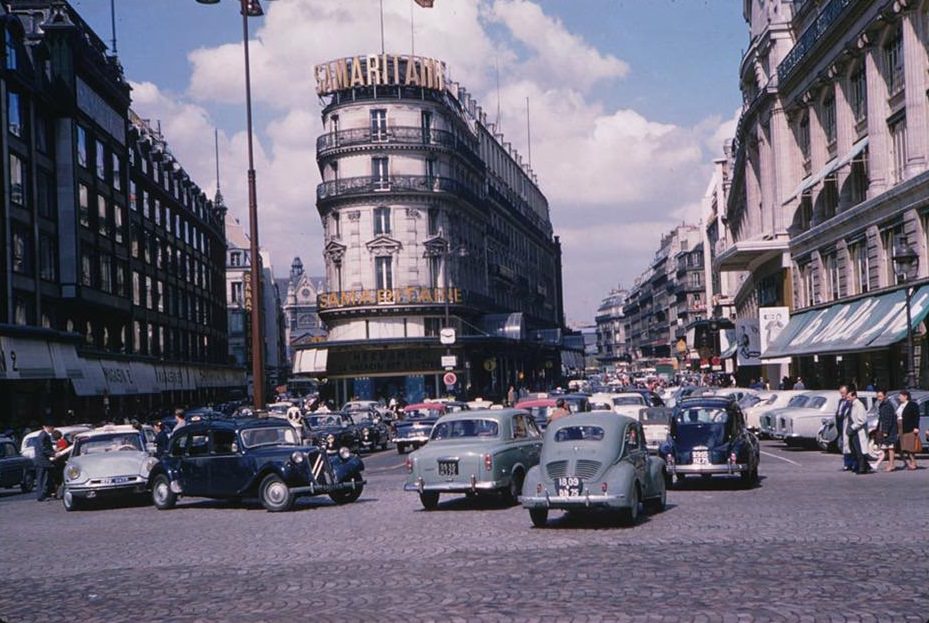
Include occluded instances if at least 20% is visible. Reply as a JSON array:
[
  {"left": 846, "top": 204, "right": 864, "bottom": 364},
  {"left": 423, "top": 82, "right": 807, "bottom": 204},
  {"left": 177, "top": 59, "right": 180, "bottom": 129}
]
[
  {"left": 556, "top": 477, "right": 582, "bottom": 497},
  {"left": 692, "top": 450, "right": 709, "bottom": 465},
  {"left": 438, "top": 461, "right": 458, "bottom": 476}
]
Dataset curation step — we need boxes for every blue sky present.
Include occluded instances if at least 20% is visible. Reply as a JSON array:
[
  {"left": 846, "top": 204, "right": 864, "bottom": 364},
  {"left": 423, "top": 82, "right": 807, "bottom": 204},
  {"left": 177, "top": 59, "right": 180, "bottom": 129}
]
[{"left": 70, "top": 0, "right": 748, "bottom": 324}]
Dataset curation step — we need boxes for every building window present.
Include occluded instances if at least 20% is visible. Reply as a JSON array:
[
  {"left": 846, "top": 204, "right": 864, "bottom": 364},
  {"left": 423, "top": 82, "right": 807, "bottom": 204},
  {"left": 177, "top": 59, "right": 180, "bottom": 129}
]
[
  {"left": 112, "top": 154, "right": 122, "bottom": 191},
  {"left": 231, "top": 281, "right": 243, "bottom": 304},
  {"left": 824, "top": 252, "right": 839, "bottom": 301},
  {"left": 421, "top": 111, "right": 432, "bottom": 142},
  {"left": 883, "top": 25, "right": 904, "bottom": 96},
  {"left": 143, "top": 190, "right": 151, "bottom": 219},
  {"left": 370, "top": 109, "right": 388, "bottom": 141},
  {"left": 99, "top": 255, "right": 112, "bottom": 293},
  {"left": 849, "top": 152, "right": 869, "bottom": 206},
  {"left": 821, "top": 94, "right": 836, "bottom": 152},
  {"left": 157, "top": 280, "right": 164, "bottom": 312},
  {"left": 79, "top": 184, "right": 90, "bottom": 228},
  {"left": 230, "top": 251, "right": 242, "bottom": 267},
  {"left": 889, "top": 116, "right": 907, "bottom": 184},
  {"left": 95, "top": 140, "right": 106, "bottom": 180},
  {"left": 428, "top": 207, "right": 440, "bottom": 235},
  {"left": 7, "top": 91, "right": 23, "bottom": 136},
  {"left": 97, "top": 196, "right": 109, "bottom": 237},
  {"left": 115, "top": 262, "right": 126, "bottom": 297},
  {"left": 9, "top": 153, "right": 25, "bottom": 204},
  {"left": 145, "top": 275, "right": 153, "bottom": 309},
  {"left": 12, "top": 228, "right": 30, "bottom": 274},
  {"left": 331, "top": 211, "right": 341, "bottom": 238},
  {"left": 132, "top": 271, "right": 141, "bottom": 305},
  {"left": 882, "top": 226, "right": 902, "bottom": 287},
  {"left": 821, "top": 179, "right": 838, "bottom": 221},
  {"left": 428, "top": 254, "right": 441, "bottom": 288},
  {"left": 798, "top": 112, "right": 811, "bottom": 176},
  {"left": 76, "top": 125, "right": 88, "bottom": 168},
  {"left": 850, "top": 63, "right": 867, "bottom": 124},
  {"left": 114, "top": 204, "right": 125, "bottom": 244},
  {"left": 801, "top": 263, "right": 814, "bottom": 307},
  {"left": 373, "top": 206, "right": 391, "bottom": 235},
  {"left": 375, "top": 256, "right": 393, "bottom": 290},
  {"left": 5, "top": 28, "right": 17, "bottom": 70},
  {"left": 372, "top": 157, "right": 389, "bottom": 190},
  {"left": 14, "top": 298, "right": 27, "bottom": 326},
  {"left": 37, "top": 170, "right": 54, "bottom": 219},
  {"left": 81, "top": 253, "right": 93, "bottom": 287},
  {"left": 35, "top": 113, "right": 49, "bottom": 154},
  {"left": 133, "top": 321, "right": 141, "bottom": 353},
  {"left": 39, "top": 235, "right": 57, "bottom": 281},
  {"left": 129, "top": 181, "right": 138, "bottom": 211}
]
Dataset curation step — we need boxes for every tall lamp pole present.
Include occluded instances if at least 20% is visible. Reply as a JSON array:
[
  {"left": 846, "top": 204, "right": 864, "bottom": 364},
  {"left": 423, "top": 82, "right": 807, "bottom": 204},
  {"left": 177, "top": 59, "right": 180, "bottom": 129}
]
[
  {"left": 892, "top": 235, "right": 920, "bottom": 389},
  {"left": 197, "top": 0, "right": 268, "bottom": 409}
]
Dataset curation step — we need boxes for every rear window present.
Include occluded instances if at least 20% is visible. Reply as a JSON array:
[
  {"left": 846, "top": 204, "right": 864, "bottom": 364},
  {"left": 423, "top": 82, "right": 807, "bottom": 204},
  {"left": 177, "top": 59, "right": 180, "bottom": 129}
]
[
  {"left": 431, "top": 419, "right": 498, "bottom": 440},
  {"left": 676, "top": 408, "right": 729, "bottom": 424},
  {"left": 554, "top": 426, "right": 605, "bottom": 442},
  {"left": 613, "top": 396, "right": 644, "bottom": 406},
  {"left": 639, "top": 409, "right": 670, "bottom": 424},
  {"left": 808, "top": 397, "right": 827, "bottom": 409},
  {"left": 787, "top": 396, "right": 809, "bottom": 408}
]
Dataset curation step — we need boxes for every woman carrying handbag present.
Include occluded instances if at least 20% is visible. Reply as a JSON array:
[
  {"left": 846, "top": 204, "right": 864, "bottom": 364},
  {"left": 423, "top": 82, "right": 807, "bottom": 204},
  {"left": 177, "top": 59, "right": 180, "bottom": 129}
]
[{"left": 898, "top": 390, "right": 920, "bottom": 471}]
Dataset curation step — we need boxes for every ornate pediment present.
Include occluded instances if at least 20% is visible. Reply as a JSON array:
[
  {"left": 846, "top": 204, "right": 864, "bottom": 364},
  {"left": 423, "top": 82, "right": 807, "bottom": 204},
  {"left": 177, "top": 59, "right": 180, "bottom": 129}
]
[
  {"left": 324, "top": 239, "right": 347, "bottom": 265},
  {"left": 366, "top": 235, "right": 402, "bottom": 256},
  {"left": 422, "top": 234, "right": 450, "bottom": 256},
  {"left": 294, "top": 273, "right": 320, "bottom": 304}
]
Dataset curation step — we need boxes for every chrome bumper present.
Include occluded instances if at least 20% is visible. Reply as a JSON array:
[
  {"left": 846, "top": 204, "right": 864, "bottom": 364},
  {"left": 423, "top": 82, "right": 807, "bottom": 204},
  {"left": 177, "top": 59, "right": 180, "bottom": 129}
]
[
  {"left": 67, "top": 481, "right": 147, "bottom": 498},
  {"left": 669, "top": 462, "right": 748, "bottom": 475},
  {"left": 290, "top": 478, "right": 366, "bottom": 496},
  {"left": 403, "top": 476, "right": 505, "bottom": 494},
  {"left": 392, "top": 435, "right": 428, "bottom": 444},
  {"left": 521, "top": 491, "right": 630, "bottom": 510}
]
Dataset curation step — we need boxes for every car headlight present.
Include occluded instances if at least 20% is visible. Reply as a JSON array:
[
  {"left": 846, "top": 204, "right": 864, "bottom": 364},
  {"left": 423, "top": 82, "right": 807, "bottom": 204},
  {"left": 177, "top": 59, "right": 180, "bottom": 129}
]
[
  {"left": 338, "top": 447, "right": 352, "bottom": 460},
  {"left": 290, "top": 450, "right": 305, "bottom": 464},
  {"left": 143, "top": 457, "right": 158, "bottom": 473},
  {"left": 66, "top": 465, "right": 81, "bottom": 481}
]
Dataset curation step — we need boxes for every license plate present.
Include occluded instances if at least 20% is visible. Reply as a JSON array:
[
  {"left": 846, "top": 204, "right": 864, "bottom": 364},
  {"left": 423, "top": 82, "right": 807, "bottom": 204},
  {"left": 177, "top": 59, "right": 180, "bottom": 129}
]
[
  {"left": 692, "top": 450, "right": 709, "bottom": 465},
  {"left": 438, "top": 461, "right": 458, "bottom": 476},
  {"left": 556, "top": 477, "right": 582, "bottom": 497},
  {"left": 108, "top": 476, "right": 131, "bottom": 485}
]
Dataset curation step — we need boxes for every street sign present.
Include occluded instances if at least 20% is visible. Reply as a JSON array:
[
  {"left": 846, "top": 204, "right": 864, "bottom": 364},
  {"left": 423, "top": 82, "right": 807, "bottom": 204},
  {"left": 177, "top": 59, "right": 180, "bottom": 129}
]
[
  {"left": 441, "top": 355, "right": 457, "bottom": 368},
  {"left": 439, "top": 328, "right": 456, "bottom": 345},
  {"left": 443, "top": 372, "right": 457, "bottom": 386}
]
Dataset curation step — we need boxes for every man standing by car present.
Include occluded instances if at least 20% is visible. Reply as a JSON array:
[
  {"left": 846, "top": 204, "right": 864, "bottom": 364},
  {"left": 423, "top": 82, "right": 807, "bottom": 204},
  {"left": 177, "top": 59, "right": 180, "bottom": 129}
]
[
  {"left": 834, "top": 385, "right": 854, "bottom": 471},
  {"left": 33, "top": 419, "right": 56, "bottom": 501},
  {"left": 171, "top": 409, "right": 186, "bottom": 436},
  {"left": 845, "top": 388, "right": 871, "bottom": 475},
  {"left": 154, "top": 421, "right": 170, "bottom": 458}
]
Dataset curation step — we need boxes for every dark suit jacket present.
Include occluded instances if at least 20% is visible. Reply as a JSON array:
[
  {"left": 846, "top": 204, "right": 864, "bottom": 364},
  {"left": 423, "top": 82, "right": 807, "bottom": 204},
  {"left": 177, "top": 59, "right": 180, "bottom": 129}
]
[
  {"left": 901, "top": 401, "right": 919, "bottom": 433},
  {"left": 33, "top": 430, "right": 55, "bottom": 467}
]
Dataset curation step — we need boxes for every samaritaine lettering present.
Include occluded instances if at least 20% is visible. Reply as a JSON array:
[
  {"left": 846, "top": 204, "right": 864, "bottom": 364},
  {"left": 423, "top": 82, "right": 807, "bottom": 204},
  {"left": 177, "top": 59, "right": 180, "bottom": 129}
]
[
  {"left": 315, "top": 54, "right": 446, "bottom": 96},
  {"left": 318, "top": 287, "right": 462, "bottom": 310}
]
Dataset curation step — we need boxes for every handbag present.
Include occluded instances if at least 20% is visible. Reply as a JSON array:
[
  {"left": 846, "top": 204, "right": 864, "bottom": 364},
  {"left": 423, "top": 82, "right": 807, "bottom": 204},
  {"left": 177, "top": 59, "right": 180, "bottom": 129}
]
[{"left": 915, "top": 433, "right": 923, "bottom": 454}]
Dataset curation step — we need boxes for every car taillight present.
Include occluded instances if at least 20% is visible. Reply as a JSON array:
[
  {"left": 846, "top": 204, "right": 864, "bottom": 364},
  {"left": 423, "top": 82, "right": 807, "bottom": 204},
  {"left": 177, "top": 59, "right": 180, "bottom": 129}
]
[
  {"left": 483, "top": 453, "right": 493, "bottom": 471},
  {"left": 405, "top": 457, "right": 413, "bottom": 473}
]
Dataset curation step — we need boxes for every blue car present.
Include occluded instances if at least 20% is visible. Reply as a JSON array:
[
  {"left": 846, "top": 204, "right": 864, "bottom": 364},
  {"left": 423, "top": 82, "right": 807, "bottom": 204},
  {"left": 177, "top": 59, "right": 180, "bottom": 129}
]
[{"left": 148, "top": 418, "right": 365, "bottom": 512}]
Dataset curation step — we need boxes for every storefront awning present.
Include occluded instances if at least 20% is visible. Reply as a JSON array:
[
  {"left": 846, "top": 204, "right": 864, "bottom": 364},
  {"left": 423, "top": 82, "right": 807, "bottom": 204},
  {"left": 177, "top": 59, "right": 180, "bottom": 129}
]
[
  {"left": 0, "top": 335, "right": 59, "bottom": 380},
  {"left": 293, "top": 348, "right": 329, "bottom": 375},
  {"left": 762, "top": 285, "right": 929, "bottom": 359}
]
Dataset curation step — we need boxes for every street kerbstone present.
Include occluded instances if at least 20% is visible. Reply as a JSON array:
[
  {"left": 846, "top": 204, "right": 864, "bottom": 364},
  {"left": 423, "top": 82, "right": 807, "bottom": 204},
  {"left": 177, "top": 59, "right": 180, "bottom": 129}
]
[{"left": 0, "top": 442, "right": 927, "bottom": 622}]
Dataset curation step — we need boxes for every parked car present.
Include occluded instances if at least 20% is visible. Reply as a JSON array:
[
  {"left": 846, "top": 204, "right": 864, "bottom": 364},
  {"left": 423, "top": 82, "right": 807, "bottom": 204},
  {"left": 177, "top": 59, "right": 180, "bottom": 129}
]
[
  {"left": 521, "top": 411, "right": 667, "bottom": 527},
  {"left": 636, "top": 407, "right": 672, "bottom": 454},
  {"left": 346, "top": 410, "right": 390, "bottom": 452},
  {"left": 21, "top": 425, "right": 91, "bottom": 460},
  {"left": 302, "top": 413, "right": 360, "bottom": 454},
  {"left": 759, "top": 393, "right": 812, "bottom": 439},
  {"left": 516, "top": 397, "right": 590, "bottom": 431},
  {"left": 775, "top": 391, "right": 875, "bottom": 447},
  {"left": 660, "top": 397, "right": 759, "bottom": 488},
  {"left": 149, "top": 418, "right": 365, "bottom": 512},
  {"left": 404, "top": 409, "right": 542, "bottom": 509},
  {"left": 818, "top": 390, "right": 929, "bottom": 459},
  {"left": 742, "top": 390, "right": 803, "bottom": 432},
  {"left": 621, "top": 387, "right": 666, "bottom": 407},
  {"left": 393, "top": 403, "right": 446, "bottom": 454},
  {"left": 609, "top": 393, "right": 650, "bottom": 417},
  {"left": 0, "top": 436, "right": 35, "bottom": 493},
  {"left": 61, "top": 424, "right": 158, "bottom": 511}
]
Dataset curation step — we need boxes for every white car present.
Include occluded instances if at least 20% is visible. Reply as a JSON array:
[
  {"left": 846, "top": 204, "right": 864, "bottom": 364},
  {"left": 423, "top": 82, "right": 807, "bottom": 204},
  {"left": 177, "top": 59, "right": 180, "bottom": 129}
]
[
  {"left": 775, "top": 391, "right": 876, "bottom": 447},
  {"left": 636, "top": 407, "right": 672, "bottom": 453},
  {"left": 609, "top": 392, "right": 649, "bottom": 417},
  {"left": 742, "top": 390, "right": 804, "bottom": 432},
  {"left": 61, "top": 425, "right": 157, "bottom": 511},
  {"left": 20, "top": 425, "right": 91, "bottom": 459}
]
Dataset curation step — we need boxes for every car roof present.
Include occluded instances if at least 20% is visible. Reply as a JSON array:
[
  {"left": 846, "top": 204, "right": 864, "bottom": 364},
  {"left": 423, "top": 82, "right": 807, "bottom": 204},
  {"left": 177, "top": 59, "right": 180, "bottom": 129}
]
[
  {"left": 546, "top": 411, "right": 635, "bottom": 433},
  {"left": 186, "top": 417, "right": 292, "bottom": 431},
  {"left": 515, "top": 398, "right": 556, "bottom": 408},
  {"left": 405, "top": 402, "right": 445, "bottom": 411},
  {"left": 76, "top": 425, "right": 146, "bottom": 438},
  {"left": 435, "top": 408, "right": 520, "bottom": 423},
  {"left": 677, "top": 396, "right": 736, "bottom": 408}
]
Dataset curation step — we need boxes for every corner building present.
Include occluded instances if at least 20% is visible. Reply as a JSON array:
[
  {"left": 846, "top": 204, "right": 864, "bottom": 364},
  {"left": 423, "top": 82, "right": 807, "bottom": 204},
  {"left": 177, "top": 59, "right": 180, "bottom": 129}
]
[{"left": 297, "top": 54, "right": 566, "bottom": 404}]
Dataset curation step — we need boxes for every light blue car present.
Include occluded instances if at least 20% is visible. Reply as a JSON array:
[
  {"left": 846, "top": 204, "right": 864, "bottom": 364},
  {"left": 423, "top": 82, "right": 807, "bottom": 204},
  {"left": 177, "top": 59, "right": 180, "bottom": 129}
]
[
  {"left": 521, "top": 412, "right": 667, "bottom": 527},
  {"left": 404, "top": 409, "right": 542, "bottom": 510}
]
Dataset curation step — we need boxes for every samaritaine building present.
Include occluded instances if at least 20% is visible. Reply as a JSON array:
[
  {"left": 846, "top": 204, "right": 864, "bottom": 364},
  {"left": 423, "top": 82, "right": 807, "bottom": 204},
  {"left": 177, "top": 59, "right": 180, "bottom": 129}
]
[{"left": 295, "top": 53, "right": 566, "bottom": 404}]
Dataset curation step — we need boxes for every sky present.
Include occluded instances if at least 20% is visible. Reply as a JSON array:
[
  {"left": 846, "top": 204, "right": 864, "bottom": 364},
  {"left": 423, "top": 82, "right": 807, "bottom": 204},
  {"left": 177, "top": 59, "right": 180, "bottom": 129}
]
[{"left": 72, "top": 0, "right": 746, "bottom": 326}]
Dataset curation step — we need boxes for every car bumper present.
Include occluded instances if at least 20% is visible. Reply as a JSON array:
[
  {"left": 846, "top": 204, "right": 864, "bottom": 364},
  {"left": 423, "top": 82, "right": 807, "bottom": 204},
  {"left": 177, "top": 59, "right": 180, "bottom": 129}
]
[
  {"left": 403, "top": 476, "right": 506, "bottom": 494},
  {"left": 393, "top": 436, "right": 428, "bottom": 445},
  {"left": 669, "top": 462, "right": 748, "bottom": 475},
  {"left": 289, "top": 479, "right": 366, "bottom": 496},
  {"left": 521, "top": 491, "right": 632, "bottom": 510},
  {"left": 67, "top": 482, "right": 148, "bottom": 499}
]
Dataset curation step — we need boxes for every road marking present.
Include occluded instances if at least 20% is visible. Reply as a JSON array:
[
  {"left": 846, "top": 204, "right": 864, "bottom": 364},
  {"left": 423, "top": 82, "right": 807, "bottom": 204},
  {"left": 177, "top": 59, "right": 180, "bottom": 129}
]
[{"left": 761, "top": 450, "right": 802, "bottom": 466}]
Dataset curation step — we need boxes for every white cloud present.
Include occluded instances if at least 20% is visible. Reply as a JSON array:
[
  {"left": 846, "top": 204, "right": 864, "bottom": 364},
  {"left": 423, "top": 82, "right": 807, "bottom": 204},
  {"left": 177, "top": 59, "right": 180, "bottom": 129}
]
[{"left": 137, "top": 0, "right": 735, "bottom": 320}]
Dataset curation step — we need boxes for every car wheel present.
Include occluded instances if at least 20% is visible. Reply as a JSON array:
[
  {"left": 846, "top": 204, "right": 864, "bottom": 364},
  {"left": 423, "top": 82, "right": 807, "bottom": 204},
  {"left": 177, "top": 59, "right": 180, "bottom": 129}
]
[
  {"left": 152, "top": 474, "right": 177, "bottom": 510},
  {"left": 506, "top": 470, "right": 525, "bottom": 505},
  {"left": 20, "top": 471, "right": 35, "bottom": 494},
  {"left": 61, "top": 489, "right": 83, "bottom": 512},
  {"left": 259, "top": 474, "right": 295, "bottom": 512},
  {"left": 529, "top": 507, "right": 548, "bottom": 528},
  {"left": 740, "top": 467, "right": 754, "bottom": 489},
  {"left": 397, "top": 444, "right": 406, "bottom": 455},
  {"left": 663, "top": 470, "right": 673, "bottom": 490},
  {"left": 618, "top": 485, "right": 640, "bottom": 527},
  {"left": 329, "top": 475, "right": 364, "bottom": 505},
  {"left": 645, "top": 479, "right": 666, "bottom": 514},
  {"left": 419, "top": 491, "right": 439, "bottom": 510}
]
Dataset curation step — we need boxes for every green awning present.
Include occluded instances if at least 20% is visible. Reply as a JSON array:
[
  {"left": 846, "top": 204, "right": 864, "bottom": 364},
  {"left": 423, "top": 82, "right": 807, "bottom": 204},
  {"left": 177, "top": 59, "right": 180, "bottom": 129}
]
[{"left": 761, "top": 285, "right": 929, "bottom": 359}]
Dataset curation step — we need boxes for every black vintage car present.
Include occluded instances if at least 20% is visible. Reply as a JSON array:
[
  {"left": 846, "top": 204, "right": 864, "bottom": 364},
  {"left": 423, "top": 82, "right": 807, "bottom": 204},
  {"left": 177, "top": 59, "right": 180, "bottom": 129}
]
[
  {"left": 0, "top": 436, "right": 35, "bottom": 493},
  {"left": 303, "top": 413, "right": 360, "bottom": 453},
  {"left": 659, "top": 397, "right": 759, "bottom": 488},
  {"left": 344, "top": 410, "right": 390, "bottom": 452},
  {"left": 149, "top": 418, "right": 365, "bottom": 512}
]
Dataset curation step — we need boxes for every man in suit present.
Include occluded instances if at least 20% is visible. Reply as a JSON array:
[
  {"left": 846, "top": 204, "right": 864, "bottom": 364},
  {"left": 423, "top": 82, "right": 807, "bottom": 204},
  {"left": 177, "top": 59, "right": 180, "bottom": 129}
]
[
  {"left": 33, "top": 420, "right": 57, "bottom": 501},
  {"left": 834, "top": 384, "right": 855, "bottom": 472}
]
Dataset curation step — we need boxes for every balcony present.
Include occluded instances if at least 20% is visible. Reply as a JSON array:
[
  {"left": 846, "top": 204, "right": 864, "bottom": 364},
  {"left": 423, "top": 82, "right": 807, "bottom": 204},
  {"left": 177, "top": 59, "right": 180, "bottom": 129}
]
[
  {"left": 777, "top": 0, "right": 854, "bottom": 85},
  {"left": 714, "top": 235, "right": 790, "bottom": 273},
  {"left": 317, "top": 174, "right": 483, "bottom": 207},
  {"left": 317, "top": 126, "right": 483, "bottom": 170}
]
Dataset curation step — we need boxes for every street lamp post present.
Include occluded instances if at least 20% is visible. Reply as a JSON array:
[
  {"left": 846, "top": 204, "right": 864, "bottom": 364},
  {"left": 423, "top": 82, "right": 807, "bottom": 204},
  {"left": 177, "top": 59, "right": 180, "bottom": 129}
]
[
  {"left": 196, "top": 0, "right": 268, "bottom": 409},
  {"left": 892, "top": 234, "right": 920, "bottom": 389}
]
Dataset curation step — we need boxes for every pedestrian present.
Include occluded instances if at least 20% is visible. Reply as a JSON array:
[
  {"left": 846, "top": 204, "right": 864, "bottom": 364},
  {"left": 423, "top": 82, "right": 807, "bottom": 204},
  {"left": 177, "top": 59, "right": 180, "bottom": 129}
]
[
  {"left": 845, "top": 388, "right": 871, "bottom": 475},
  {"left": 873, "top": 389, "right": 898, "bottom": 472},
  {"left": 793, "top": 377, "right": 806, "bottom": 390},
  {"left": 153, "top": 421, "right": 169, "bottom": 458},
  {"left": 506, "top": 385, "right": 516, "bottom": 407},
  {"left": 834, "top": 384, "right": 855, "bottom": 472},
  {"left": 898, "top": 390, "right": 920, "bottom": 471},
  {"left": 33, "top": 419, "right": 56, "bottom": 501},
  {"left": 548, "top": 398, "right": 571, "bottom": 426},
  {"left": 49, "top": 430, "right": 67, "bottom": 496},
  {"left": 171, "top": 409, "right": 186, "bottom": 435}
]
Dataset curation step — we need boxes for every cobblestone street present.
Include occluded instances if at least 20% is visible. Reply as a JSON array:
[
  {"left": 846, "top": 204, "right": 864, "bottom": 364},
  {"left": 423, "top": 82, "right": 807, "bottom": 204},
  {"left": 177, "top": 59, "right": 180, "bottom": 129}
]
[{"left": 1, "top": 442, "right": 927, "bottom": 623}]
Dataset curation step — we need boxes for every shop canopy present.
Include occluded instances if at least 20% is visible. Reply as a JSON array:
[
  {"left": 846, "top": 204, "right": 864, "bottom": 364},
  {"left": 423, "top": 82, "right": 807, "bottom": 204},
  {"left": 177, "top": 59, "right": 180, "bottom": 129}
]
[
  {"left": 293, "top": 348, "right": 329, "bottom": 375},
  {"left": 762, "top": 285, "right": 929, "bottom": 359}
]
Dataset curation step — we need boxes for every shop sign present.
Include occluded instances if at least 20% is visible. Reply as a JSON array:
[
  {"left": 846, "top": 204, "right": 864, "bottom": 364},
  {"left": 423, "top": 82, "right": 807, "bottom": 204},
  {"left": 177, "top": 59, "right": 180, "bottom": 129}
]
[
  {"left": 328, "top": 348, "right": 444, "bottom": 375},
  {"left": 315, "top": 54, "right": 445, "bottom": 96},
  {"left": 318, "top": 287, "right": 462, "bottom": 310}
]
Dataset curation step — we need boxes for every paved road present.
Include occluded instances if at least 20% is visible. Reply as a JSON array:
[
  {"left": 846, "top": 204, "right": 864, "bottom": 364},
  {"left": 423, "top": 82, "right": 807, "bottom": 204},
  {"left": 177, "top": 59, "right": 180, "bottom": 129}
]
[{"left": 1, "top": 442, "right": 927, "bottom": 622}]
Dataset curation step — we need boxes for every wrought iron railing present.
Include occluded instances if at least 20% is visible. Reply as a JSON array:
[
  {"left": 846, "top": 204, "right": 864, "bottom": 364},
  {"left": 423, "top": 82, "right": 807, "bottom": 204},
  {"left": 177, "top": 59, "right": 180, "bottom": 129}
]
[
  {"left": 777, "top": 0, "right": 855, "bottom": 84},
  {"left": 316, "top": 174, "right": 483, "bottom": 206},
  {"left": 316, "top": 125, "right": 483, "bottom": 169}
]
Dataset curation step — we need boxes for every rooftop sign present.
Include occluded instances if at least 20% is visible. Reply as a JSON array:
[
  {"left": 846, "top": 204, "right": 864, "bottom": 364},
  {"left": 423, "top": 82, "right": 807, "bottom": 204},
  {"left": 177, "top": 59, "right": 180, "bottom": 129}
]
[{"left": 315, "top": 54, "right": 446, "bottom": 96}]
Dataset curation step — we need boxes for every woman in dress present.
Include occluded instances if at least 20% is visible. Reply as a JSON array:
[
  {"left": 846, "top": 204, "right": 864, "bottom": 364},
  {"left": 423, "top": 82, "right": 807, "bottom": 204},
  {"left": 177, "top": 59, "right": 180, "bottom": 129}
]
[
  {"left": 898, "top": 390, "right": 920, "bottom": 471},
  {"left": 875, "top": 389, "right": 898, "bottom": 472}
]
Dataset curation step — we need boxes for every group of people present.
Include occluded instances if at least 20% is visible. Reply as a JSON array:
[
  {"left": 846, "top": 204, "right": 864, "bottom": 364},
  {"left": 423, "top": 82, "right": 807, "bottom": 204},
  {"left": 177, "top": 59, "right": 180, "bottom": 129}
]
[
  {"left": 835, "top": 385, "right": 921, "bottom": 475},
  {"left": 32, "top": 421, "right": 74, "bottom": 502}
]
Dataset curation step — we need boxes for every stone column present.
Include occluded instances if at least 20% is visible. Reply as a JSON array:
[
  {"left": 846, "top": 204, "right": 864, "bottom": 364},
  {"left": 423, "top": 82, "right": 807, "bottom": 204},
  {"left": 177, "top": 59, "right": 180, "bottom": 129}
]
[
  {"left": 902, "top": 11, "right": 928, "bottom": 176},
  {"left": 864, "top": 39, "right": 890, "bottom": 197}
]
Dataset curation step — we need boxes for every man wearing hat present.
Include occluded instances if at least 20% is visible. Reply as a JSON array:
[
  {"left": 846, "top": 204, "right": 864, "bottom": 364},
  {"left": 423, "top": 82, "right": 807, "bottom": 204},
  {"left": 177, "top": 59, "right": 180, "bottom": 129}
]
[{"left": 33, "top": 419, "right": 57, "bottom": 501}]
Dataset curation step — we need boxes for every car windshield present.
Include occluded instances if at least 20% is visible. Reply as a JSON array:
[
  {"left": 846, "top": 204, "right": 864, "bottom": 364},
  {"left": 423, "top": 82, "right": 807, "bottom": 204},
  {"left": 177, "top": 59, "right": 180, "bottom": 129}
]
[
  {"left": 676, "top": 408, "right": 729, "bottom": 424},
  {"left": 807, "top": 397, "right": 828, "bottom": 409},
  {"left": 738, "top": 395, "right": 762, "bottom": 408},
  {"left": 74, "top": 433, "right": 143, "bottom": 456},
  {"left": 349, "top": 413, "right": 376, "bottom": 425},
  {"left": 240, "top": 426, "right": 300, "bottom": 448},
  {"left": 523, "top": 406, "right": 552, "bottom": 422},
  {"left": 639, "top": 409, "right": 671, "bottom": 424},
  {"left": 554, "top": 426, "right": 605, "bottom": 442},
  {"left": 307, "top": 415, "right": 341, "bottom": 428},
  {"left": 431, "top": 419, "right": 499, "bottom": 440},
  {"left": 613, "top": 396, "right": 644, "bottom": 406},
  {"left": 406, "top": 408, "right": 439, "bottom": 419},
  {"left": 787, "top": 396, "right": 810, "bottom": 408}
]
